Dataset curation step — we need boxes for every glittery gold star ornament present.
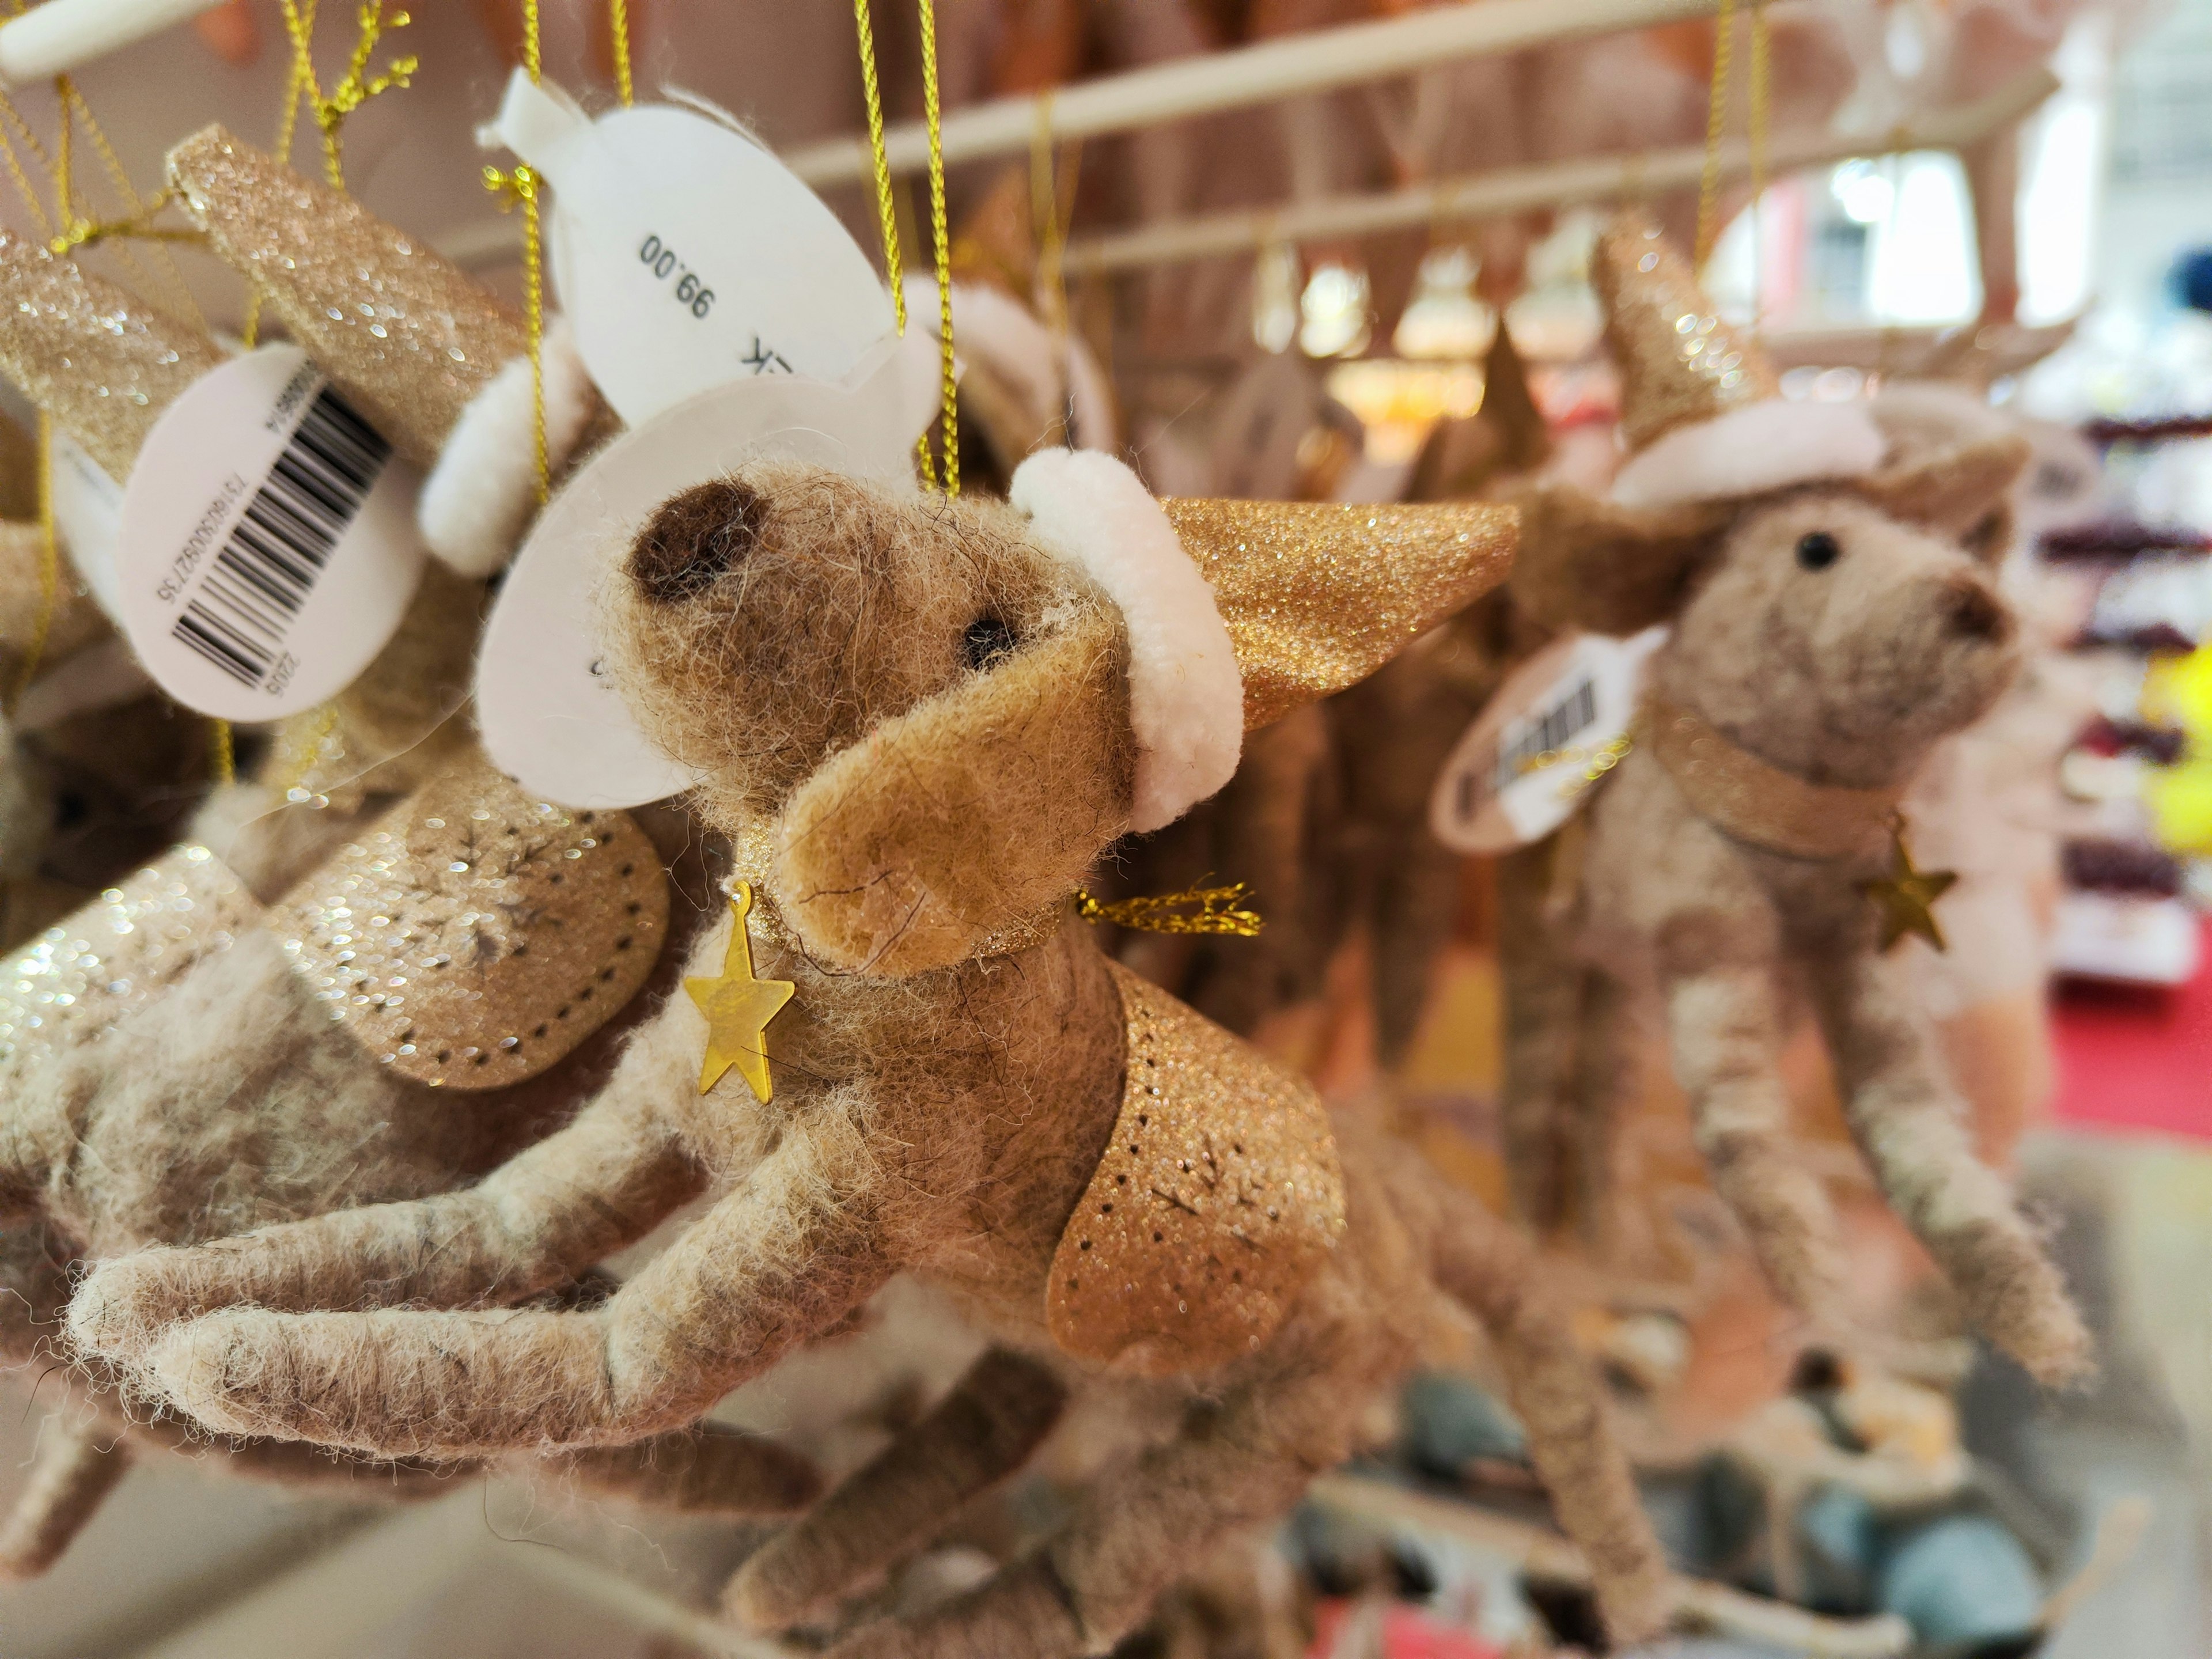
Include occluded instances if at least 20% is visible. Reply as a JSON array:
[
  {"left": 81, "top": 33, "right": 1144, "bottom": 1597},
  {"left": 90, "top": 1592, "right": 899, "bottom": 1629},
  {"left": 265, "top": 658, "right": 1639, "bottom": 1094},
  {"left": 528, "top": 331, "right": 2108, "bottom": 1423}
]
[
  {"left": 687, "top": 882, "right": 796, "bottom": 1102},
  {"left": 1860, "top": 820, "right": 1957, "bottom": 952}
]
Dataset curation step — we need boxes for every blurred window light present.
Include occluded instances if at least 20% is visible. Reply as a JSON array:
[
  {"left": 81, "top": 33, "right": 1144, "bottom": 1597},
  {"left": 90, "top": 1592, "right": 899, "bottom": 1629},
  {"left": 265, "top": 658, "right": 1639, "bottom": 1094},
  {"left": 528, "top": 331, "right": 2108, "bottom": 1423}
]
[
  {"left": 1865, "top": 151, "right": 1980, "bottom": 325},
  {"left": 1300, "top": 262, "right": 1373, "bottom": 358},
  {"left": 1252, "top": 243, "right": 1301, "bottom": 355},
  {"left": 1393, "top": 246, "right": 1497, "bottom": 359},
  {"left": 1832, "top": 159, "right": 1895, "bottom": 225},
  {"left": 2018, "top": 13, "right": 2112, "bottom": 324}
]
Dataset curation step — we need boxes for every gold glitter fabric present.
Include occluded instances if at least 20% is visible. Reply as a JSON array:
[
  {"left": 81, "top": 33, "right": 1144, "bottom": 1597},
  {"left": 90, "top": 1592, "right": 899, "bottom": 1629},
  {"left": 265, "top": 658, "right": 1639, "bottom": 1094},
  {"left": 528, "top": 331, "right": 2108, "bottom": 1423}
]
[
  {"left": 0, "top": 233, "right": 225, "bottom": 484},
  {"left": 1165, "top": 497, "right": 1517, "bottom": 732},
  {"left": 1648, "top": 699, "right": 1901, "bottom": 860},
  {"left": 1047, "top": 960, "right": 1345, "bottom": 1377},
  {"left": 166, "top": 125, "right": 529, "bottom": 471},
  {"left": 1593, "top": 216, "right": 1781, "bottom": 454},
  {"left": 0, "top": 847, "right": 255, "bottom": 1077},
  {"left": 271, "top": 757, "right": 671, "bottom": 1090}
]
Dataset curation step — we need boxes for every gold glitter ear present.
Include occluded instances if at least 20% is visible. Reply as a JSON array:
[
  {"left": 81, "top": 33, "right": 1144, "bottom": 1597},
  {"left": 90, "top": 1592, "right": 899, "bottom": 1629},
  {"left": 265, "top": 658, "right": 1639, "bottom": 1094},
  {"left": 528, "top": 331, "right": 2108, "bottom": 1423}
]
[
  {"left": 165, "top": 124, "right": 530, "bottom": 471},
  {"left": 0, "top": 232, "right": 225, "bottom": 484},
  {"left": 1047, "top": 962, "right": 1346, "bottom": 1377},
  {"left": 271, "top": 756, "right": 671, "bottom": 1090},
  {"left": 1164, "top": 497, "right": 1517, "bottom": 731},
  {"left": 1591, "top": 214, "right": 1781, "bottom": 453}
]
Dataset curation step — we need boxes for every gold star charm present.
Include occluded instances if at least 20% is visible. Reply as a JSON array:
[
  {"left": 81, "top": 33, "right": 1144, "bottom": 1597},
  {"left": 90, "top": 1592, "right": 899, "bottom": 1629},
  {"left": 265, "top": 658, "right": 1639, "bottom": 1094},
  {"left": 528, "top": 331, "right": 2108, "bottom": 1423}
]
[
  {"left": 685, "top": 883, "right": 796, "bottom": 1102},
  {"left": 1859, "top": 819, "right": 1957, "bottom": 953}
]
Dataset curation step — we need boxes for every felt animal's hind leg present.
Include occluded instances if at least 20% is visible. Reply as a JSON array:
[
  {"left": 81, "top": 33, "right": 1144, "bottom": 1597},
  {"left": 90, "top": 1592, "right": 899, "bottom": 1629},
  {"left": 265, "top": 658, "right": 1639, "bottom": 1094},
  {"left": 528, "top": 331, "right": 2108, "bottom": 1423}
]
[
  {"left": 555, "top": 1421, "right": 824, "bottom": 1515},
  {"left": 1807, "top": 948, "right": 2089, "bottom": 1384},
  {"left": 824, "top": 1355, "right": 1366, "bottom": 1659},
  {"left": 1426, "top": 1177, "right": 1672, "bottom": 1645},
  {"left": 1497, "top": 838, "right": 1590, "bottom": 1234},
  {"left": 119, "top": 1128, "right": 896, "bottom": 1460},
  {"left": 0, "top": 1417, "right": 128, "bottom": 1579},
  {"left": 1658, "top": 929, "right": 1845, "bottom": 1318},
  {"left": 70, "top": 1022, "right": 709, "bottom": 1361},
  {"left": 727, "top": 1346, "right": 1067, "bottom": 1629}
]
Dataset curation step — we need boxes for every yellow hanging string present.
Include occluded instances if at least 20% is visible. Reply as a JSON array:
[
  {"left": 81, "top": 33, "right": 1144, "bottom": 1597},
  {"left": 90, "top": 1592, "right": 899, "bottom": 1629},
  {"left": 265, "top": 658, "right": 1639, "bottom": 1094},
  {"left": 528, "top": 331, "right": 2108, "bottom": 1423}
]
[
  {"left": 1074, "top": 881, "right": 1265, "bottom": 938},
  {"left": 278, "top": 0, "right": 415, "bottom": 191},
  {"left": 1694, "top": 0, "right": 1736, "bottom": 270},
  {"left": 916, "top": 0, "right": 957, "bottom": 497},
  {"left": 852, "top": 0, "right": 908, "bottom": 338},
  {"left": 482, "top": 0, "right": 548, "bottom": 506},
  {"left": 609, "top": 0, "right": 635, "bottom": 106}
]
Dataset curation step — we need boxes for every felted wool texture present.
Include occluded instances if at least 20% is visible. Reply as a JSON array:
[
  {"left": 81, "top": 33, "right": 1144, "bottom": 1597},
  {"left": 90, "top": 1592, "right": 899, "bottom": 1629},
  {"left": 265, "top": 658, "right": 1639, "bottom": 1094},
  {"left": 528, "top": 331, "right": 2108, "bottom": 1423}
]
[
  {"left": 1010, "top": 449, "right": 1243, "bottom": 832},
  {"left": 418, "top": 318, "right": 604, "bottom": 579},
  {"left": 1511, "top": 449, "right": 2090, "bottom": 1384},
  {"left": 73, "top": 460, "right": 1670, "bottom": 1652}
]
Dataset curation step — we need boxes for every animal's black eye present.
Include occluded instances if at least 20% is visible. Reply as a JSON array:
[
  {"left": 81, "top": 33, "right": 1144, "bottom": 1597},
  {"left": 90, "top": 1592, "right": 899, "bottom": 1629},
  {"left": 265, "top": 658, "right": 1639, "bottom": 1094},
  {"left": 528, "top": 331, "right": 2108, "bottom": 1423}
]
[
  {"left": 962, "top": 615, "right": 1017, "bottom": 672},
  {"left": 1795, "top": 531, "right": 1840, "bottom": 571}
]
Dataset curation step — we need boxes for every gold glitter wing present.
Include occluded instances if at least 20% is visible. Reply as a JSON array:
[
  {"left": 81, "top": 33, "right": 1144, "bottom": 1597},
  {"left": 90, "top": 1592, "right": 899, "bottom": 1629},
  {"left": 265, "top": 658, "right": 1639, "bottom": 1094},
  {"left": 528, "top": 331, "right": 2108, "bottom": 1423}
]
[
  {"left": 166, "top": 125, "right": 531, "bottom": 470},
  {"left": 1592, "top": 215, "right": 1781, "bottom": 453},
  {"left": 1048, "top": 961, "right": 1346, "bottom": 1377},
  {"left": 271, "top": 755, "right": 671, "bottom": 1090},
  {"left": 1164, "top": 497, "right": 1517, "bottom": 732},
  {"left": 0, "top": 232, "right": 225, "bottom": 484},
  {"left": 0, "top": 847, "right": 256, "bottom": 1080}
]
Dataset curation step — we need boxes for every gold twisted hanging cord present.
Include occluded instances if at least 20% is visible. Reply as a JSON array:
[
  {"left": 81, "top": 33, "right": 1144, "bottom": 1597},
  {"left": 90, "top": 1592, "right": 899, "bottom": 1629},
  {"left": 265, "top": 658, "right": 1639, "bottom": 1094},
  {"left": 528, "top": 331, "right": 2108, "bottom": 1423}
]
[
  {"left": 1075, "top": 881, "right": 1264, "bottom": 937},
  {"left": 1747, "top": 0, "right": 1770, "bottom": 328},
  {"left": 851, "top": 0, "right": 959, "bottom": 495},
  {"left": 915, "top": 0, "right": 957, "bottom": 495},
  {"left": 1694, "top": 0, "right": 1736, "bottom": 269},
  {"left": 609, "top": 0, "right": 634, "bottom": 106},
  {"left": 482, "top": 0, "right": 549, "bottom": 506}
]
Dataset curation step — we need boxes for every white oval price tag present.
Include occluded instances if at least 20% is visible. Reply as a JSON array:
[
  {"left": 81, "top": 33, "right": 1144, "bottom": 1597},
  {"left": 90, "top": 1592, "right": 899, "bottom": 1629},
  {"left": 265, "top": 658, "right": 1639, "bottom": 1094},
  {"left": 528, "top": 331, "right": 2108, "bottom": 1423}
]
[
  {"left": 490, "top": 74, "right": 893, "bottom": 429},
  {"left": 1429, "top": 627, "right": 1667, "bottom": 854},
  {"left": 112, "top": 346, "right": 426, "bottom": 722}
]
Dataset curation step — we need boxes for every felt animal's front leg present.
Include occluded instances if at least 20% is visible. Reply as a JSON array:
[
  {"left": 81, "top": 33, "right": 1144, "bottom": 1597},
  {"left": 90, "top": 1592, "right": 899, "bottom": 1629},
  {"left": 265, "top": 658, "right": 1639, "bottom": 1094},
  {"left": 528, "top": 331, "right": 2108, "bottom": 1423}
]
[
  {"left": 68, "top": 997, "right": 712, "bottom": 1360},
  {"left": 1657, "top": 909, "right": 1846, "bottom": 1319},
  {"left": 1806, "top": 944, "right": 2089, "bottom": 1384},
  {"left": 112, "top": 1121, "right": 897, "bottom": 1459}
]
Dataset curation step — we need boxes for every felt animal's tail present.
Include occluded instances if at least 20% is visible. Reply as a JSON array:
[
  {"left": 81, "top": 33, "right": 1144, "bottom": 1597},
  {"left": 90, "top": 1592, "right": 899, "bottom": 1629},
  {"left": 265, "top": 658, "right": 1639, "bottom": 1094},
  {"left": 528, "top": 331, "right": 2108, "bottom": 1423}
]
[
  {"left": 1422, "top": 1173, "right": 1674, "bottom": 1647},
  {"left": 725, "top": 1346, "right": 1069, "bottom": 1630}
]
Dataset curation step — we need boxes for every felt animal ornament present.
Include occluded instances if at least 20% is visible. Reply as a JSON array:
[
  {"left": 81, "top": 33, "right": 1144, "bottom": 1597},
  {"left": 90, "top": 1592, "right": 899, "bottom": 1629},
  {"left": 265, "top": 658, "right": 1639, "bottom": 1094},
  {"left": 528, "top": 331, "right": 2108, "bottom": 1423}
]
[
  {"left": 72, "top": 453, "right": 1676, "bottom": 1651},
  {"left": 1498, "top": 218, "right": 2087, "bottom": 1385},
  {"left": 0, "top": 753, "right": 819, "bottom": 1577},
  {"left": 154, "top": 124, "right": 614, "bottom": 815}
]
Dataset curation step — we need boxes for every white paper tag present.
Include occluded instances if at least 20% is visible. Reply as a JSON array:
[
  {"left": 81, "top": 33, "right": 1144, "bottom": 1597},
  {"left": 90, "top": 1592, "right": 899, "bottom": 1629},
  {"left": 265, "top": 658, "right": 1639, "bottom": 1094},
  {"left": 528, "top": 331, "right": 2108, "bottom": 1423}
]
[
  {"left": 50, "top": 430, "right": 124, "bottom": 622},
  {"left": 489, "top": 73, "right": 893, "bottom": 430},
  {"left": 112, "top": 346, "right": 426, "bottom": 722},
  {"left": 1429, "top": 627, "right": 1667, "bottom": 854},
  {"left": 476, "top": 326, "right": 945, "bottom": 808}
]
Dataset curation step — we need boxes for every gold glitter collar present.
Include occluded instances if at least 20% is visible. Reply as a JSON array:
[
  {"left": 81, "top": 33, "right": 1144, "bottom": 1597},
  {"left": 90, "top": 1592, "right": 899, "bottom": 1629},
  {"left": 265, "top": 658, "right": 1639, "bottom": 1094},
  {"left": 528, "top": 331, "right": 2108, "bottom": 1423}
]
[
  {"left": 1647, "top": 699, "right": 1903, "bottom": 861},
  {"left": 1047, "top": 960, "right": 1345, "bottom": 1376}
]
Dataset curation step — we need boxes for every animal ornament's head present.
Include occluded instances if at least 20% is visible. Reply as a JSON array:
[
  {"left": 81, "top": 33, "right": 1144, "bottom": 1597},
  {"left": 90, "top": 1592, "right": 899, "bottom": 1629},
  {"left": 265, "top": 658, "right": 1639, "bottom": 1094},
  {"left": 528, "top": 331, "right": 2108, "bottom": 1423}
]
[{"left": 610, "top": 453, "right": 1516, "bottom": 976}]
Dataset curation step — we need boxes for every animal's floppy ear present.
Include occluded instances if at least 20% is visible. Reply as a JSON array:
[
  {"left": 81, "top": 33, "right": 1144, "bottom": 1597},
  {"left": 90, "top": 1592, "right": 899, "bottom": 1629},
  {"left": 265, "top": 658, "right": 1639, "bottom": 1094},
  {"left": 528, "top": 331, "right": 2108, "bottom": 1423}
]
[
  {"left": 1507, "top": 483, "right": 1731, "bottom": 637},
  {"left": 1857, "top": 434, "right": 2031, "bottom": 559},
  {"left": 770, "top": 605, "right": 1135, "bottom": 977}
]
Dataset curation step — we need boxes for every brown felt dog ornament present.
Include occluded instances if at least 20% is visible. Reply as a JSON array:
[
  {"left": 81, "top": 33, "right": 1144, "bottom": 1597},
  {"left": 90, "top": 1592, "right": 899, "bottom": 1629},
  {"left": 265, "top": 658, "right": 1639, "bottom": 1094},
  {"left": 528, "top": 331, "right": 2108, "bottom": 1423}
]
[
  {"left": 1501, "top": 219, "right": 2088, "bottom": 1384},
  {"left": 0, "top": 151, "right": 812, "bottom": 1574},
  {"left": 73, "top": 452, "right": 1673, "bottom": 1650}
]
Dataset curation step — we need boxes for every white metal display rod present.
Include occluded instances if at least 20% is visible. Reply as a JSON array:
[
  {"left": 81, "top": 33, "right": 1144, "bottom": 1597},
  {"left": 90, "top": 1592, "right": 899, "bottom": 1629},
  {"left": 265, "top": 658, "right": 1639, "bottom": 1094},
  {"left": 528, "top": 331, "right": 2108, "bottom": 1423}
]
[
  {"left": 1059, "top": 65, "right": 2059, "bottom": 275},
  {"left": 0, "top": 0, "right": 226, "bottom": 86},
  {"left": 786, "top": 0, "right": 1732, "bottom": 188}
]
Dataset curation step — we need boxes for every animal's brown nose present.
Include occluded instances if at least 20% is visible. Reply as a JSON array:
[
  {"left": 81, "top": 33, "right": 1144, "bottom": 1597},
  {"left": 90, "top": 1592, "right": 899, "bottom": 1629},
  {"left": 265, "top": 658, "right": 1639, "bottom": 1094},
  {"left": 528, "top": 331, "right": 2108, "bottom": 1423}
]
[
  {"left": 1941, "top": 575, "right": 2011, "bottom": 643},
  {"left": 629, "top": 477, "right": 763, "bottom": 604}
]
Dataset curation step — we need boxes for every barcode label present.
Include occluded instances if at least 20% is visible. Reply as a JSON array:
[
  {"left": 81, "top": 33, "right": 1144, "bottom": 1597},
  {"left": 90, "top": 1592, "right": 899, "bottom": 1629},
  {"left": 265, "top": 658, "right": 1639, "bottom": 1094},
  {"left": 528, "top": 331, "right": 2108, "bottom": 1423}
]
[
  {"left": 169, "top": 385, "right": 391, "bottom": 691},
  {"left": 1491, "top": 673, "right": 1599, "bottom": 793}
]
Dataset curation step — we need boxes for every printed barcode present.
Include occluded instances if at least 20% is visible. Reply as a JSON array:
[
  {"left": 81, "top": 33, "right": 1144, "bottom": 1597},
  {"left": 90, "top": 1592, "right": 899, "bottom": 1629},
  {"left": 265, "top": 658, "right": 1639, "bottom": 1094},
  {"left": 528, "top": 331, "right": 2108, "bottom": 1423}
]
[
  {"left": 169, "top": 384, "right": 390, "bottom": 689},
  {"left": 1491, "top": 675, "right": 1599, "bottom": 792}
]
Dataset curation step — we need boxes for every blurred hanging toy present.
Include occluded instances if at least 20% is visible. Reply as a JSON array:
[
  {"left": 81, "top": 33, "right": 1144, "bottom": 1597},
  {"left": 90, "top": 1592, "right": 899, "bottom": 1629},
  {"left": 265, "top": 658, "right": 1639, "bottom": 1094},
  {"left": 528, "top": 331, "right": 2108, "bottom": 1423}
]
[
  {"left": 73, "top": 449, "right": 1680, "bottom": 1653},
  {"left": 1495, "top": 217, "right": 2087, "bottom": 1385}
]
